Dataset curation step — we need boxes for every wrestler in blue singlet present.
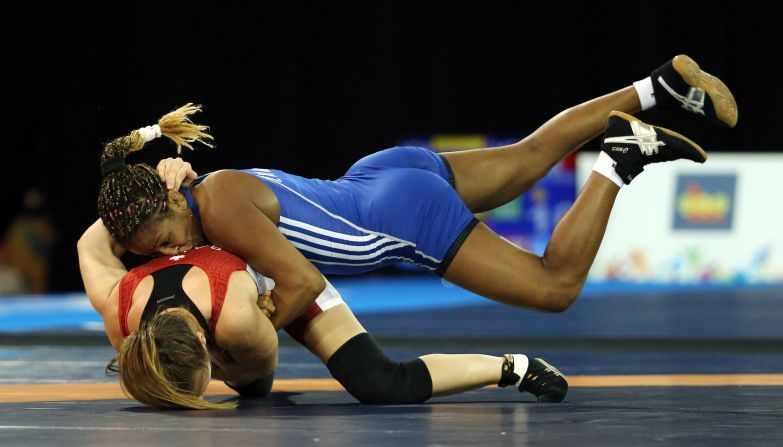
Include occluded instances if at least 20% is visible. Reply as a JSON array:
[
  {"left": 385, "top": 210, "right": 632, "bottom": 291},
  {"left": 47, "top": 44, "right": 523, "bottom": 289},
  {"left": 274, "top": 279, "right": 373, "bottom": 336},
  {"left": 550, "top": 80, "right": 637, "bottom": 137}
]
[{"left": 186, "top": 146, "right": 478, "bottom": 276}]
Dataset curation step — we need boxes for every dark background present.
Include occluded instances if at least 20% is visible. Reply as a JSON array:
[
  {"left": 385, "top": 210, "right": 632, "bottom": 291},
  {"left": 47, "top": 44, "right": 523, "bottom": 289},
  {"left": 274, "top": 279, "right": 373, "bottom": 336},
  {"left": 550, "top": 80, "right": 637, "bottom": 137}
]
[{"left": 1, "top": 1, "right": 778, "bottom": 293}]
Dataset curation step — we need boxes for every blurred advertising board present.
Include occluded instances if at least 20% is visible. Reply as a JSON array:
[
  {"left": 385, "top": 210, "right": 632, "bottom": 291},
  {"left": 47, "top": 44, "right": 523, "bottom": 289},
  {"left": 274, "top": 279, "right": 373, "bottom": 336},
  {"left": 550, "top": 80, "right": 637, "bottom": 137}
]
[{"left": 576, "top": 152, "right": 783, "bottom": 285}]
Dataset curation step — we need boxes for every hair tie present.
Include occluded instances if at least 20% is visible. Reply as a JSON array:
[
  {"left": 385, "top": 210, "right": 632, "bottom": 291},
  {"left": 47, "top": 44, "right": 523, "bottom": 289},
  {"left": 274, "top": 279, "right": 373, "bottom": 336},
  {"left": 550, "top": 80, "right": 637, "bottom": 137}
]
[
  {"left": 101, "top": 156, "right": 127, "bottom": 177},
  {"left": 137, "top": 124, "right": 162, "bottom": 143}
]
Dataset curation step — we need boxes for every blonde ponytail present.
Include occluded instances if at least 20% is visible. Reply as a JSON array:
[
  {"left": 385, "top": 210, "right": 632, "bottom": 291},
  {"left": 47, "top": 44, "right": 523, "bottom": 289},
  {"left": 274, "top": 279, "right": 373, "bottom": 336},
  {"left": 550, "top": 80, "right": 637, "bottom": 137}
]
[{"left": 156, "top": 103, "right": 214, "bottom": 154}]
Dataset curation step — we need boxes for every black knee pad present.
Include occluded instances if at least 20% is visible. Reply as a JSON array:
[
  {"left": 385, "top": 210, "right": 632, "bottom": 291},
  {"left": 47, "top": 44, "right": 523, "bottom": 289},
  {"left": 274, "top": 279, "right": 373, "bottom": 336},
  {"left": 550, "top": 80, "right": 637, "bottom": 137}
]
[
  {"left": 225, "top": 373, "right": 274, "bottom": 398},
  {"left": 326, "top": 332, "right": 432, "bottom": 404}
]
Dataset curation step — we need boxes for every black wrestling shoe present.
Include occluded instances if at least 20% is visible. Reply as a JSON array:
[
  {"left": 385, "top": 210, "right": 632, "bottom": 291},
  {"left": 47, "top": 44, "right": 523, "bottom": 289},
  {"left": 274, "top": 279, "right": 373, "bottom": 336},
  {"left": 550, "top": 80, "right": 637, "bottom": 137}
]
[
  {"left": 498, "top": 354, "right": 568, "bottom": 403},
  {"left": 602, "top": 111, "right": 708, "bottom": 184},
  {"left": 651, "top": 54, "right": 738, "bottom": 128}
]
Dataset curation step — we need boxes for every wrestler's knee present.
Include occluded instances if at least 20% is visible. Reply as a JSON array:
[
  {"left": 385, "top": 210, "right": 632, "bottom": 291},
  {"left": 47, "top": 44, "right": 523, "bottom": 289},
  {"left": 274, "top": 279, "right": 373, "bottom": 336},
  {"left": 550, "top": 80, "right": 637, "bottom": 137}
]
[{"left": 327, "top": 333, "right": 433, "bottom": 404}]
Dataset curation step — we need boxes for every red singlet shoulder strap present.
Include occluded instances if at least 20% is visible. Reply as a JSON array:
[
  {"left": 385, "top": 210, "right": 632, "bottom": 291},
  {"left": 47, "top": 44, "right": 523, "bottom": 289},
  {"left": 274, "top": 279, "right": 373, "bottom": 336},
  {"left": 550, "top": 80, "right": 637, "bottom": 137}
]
[
  {"left": 118, "top": 259, "right": 171, "bottom": 337},
  {"left": 172, "top": 247, "right": 247, "bottom": 336},
  {"left": 117, "top": 247, "right": 247, "bottom": 338}
]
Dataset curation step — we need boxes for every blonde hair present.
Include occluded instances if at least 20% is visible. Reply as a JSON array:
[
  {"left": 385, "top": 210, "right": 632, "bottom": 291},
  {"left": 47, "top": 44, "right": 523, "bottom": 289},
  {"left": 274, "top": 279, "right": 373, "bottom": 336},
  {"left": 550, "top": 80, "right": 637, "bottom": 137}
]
[
  {"left": 97, "top": 103, "right": 214, "bottom": 243},
  {"left": 106, "top": 311, "right": 235, "bottom": 410},
  {"left": 109, "top": 103, "right": 214, "bottom": 156}
]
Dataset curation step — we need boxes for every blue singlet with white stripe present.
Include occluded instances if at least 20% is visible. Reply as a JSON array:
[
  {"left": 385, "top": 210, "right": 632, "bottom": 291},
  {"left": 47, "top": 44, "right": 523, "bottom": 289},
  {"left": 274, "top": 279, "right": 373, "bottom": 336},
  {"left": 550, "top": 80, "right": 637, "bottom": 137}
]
[{"left": 190, "top": 146, "right": 479, "bottom": 276}]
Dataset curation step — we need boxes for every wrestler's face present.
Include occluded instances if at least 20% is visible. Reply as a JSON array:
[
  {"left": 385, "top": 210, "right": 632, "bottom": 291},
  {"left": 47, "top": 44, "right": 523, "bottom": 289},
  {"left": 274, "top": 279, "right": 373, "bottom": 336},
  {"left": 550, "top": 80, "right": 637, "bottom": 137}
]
[{"left": 126, "top": 191, "right": 206, "bottom": 257}]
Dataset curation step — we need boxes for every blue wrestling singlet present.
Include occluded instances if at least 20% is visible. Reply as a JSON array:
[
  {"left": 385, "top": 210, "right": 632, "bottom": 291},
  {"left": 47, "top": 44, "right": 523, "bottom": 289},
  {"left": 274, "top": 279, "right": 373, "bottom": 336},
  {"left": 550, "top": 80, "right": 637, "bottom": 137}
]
[{"left": 191, "top": 146, "right": 479, "bottom": 276}]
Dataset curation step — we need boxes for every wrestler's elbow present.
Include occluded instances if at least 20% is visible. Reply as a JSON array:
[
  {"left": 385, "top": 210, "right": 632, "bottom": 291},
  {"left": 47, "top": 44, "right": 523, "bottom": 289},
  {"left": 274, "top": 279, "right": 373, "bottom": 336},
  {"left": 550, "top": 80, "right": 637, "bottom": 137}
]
[
  {"left": 302, "top": 272, "right": 325, "bottom": 298},
  {"left": 282, "top": 268, "right": 325, "bottom": 300}
]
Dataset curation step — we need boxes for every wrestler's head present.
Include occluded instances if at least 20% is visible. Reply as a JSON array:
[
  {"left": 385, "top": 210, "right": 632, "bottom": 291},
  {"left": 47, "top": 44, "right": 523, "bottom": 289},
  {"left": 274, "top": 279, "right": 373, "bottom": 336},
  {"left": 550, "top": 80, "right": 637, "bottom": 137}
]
[
  {"left": 97, "top": 104, "right": 211, "bottom": 256},
  {"left": 107, "top": 307, "right": 232, "bottom": 410},
  {"left": 122, "top": 190, "right": 206, "bottom": 257}
]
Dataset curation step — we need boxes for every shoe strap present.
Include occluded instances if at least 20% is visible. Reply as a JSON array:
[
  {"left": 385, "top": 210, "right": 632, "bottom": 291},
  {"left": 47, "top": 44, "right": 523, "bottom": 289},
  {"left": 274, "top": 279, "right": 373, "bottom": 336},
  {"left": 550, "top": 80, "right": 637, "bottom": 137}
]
[
  {"left": 497, "top": 354, "right": 521, "bottom": 387},
  {"left": 606, "top": 120, "right": 664, "bottom": 156},
  {"left": 657, "top": 76, "right": 707, "bottom": 116}
]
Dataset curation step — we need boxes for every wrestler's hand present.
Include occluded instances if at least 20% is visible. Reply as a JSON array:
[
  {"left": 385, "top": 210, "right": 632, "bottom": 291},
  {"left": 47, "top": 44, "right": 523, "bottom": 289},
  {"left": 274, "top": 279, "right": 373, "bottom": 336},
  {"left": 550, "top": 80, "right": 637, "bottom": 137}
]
[
  {"left": 156, "top": 157, "right": 198, "bottom": 190},
  {"left": 257, "top": 291, "right": 276, "bottom": 318}
]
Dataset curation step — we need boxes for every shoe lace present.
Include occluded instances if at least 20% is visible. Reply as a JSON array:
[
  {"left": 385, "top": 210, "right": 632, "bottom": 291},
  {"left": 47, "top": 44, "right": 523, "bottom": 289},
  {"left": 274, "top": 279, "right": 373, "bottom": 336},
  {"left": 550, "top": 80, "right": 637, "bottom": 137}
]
[
  {"left": 604, "top": 121, "right": 665, "bottom": 156},
  {"left": 657, "top": 76, "right": 706, "bottom": 116}
]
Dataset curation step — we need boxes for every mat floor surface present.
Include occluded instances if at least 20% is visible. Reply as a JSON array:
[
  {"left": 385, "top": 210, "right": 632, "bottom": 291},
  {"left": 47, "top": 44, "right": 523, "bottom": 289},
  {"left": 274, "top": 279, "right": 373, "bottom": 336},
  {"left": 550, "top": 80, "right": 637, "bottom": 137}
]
[
  {"left": 1, "top": 387, "right": 781, "bottom": 446},
  {"left": 1, "top": 344, "right": 782, "bottom": 446},
  {"left": 1, "top": 284, "right": 782, "bottom": 445}
]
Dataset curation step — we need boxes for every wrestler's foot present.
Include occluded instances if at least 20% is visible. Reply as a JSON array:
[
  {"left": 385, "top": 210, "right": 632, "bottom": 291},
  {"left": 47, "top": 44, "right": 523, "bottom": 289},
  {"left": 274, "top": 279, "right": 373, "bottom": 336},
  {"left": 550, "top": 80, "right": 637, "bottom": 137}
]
[
  {"left": 602, "top": 111, "right": 707, "bottom": 185},
  {"left": 498, "top": 354, "right": 568, "bottom": 403},
  {"left": 651, "top": 54, "right": 738, "bottom": 128}
]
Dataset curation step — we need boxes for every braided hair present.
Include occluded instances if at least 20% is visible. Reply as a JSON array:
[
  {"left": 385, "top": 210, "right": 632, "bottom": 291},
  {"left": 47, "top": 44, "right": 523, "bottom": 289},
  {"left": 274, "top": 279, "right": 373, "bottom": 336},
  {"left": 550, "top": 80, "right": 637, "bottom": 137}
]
[{"left": 97, "top": 104, "right": 214, "bottom": 243}]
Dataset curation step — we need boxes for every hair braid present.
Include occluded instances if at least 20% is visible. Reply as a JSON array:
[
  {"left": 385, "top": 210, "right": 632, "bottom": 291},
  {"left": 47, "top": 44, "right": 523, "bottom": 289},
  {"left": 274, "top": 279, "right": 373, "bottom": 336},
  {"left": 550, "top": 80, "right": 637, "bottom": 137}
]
[{"left": 97, "top": 104, "right": 213, "bottom": 243}]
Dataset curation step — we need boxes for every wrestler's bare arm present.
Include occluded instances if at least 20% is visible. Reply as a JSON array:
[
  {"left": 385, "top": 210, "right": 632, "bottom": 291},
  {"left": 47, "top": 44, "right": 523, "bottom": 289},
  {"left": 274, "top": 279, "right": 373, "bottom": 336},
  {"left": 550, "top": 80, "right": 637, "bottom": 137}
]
[
  {"left": 211, "top": 285, "right": 278, "bottom": 386},
  {"left": 76, "top": 219, "right": 128, "bottom": 316},
  {"left": 197, "top": 170, "right": 326, "bottom": 331},
  {"left": 79, "top": 157, "right": 191, "bottom": 314}
]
